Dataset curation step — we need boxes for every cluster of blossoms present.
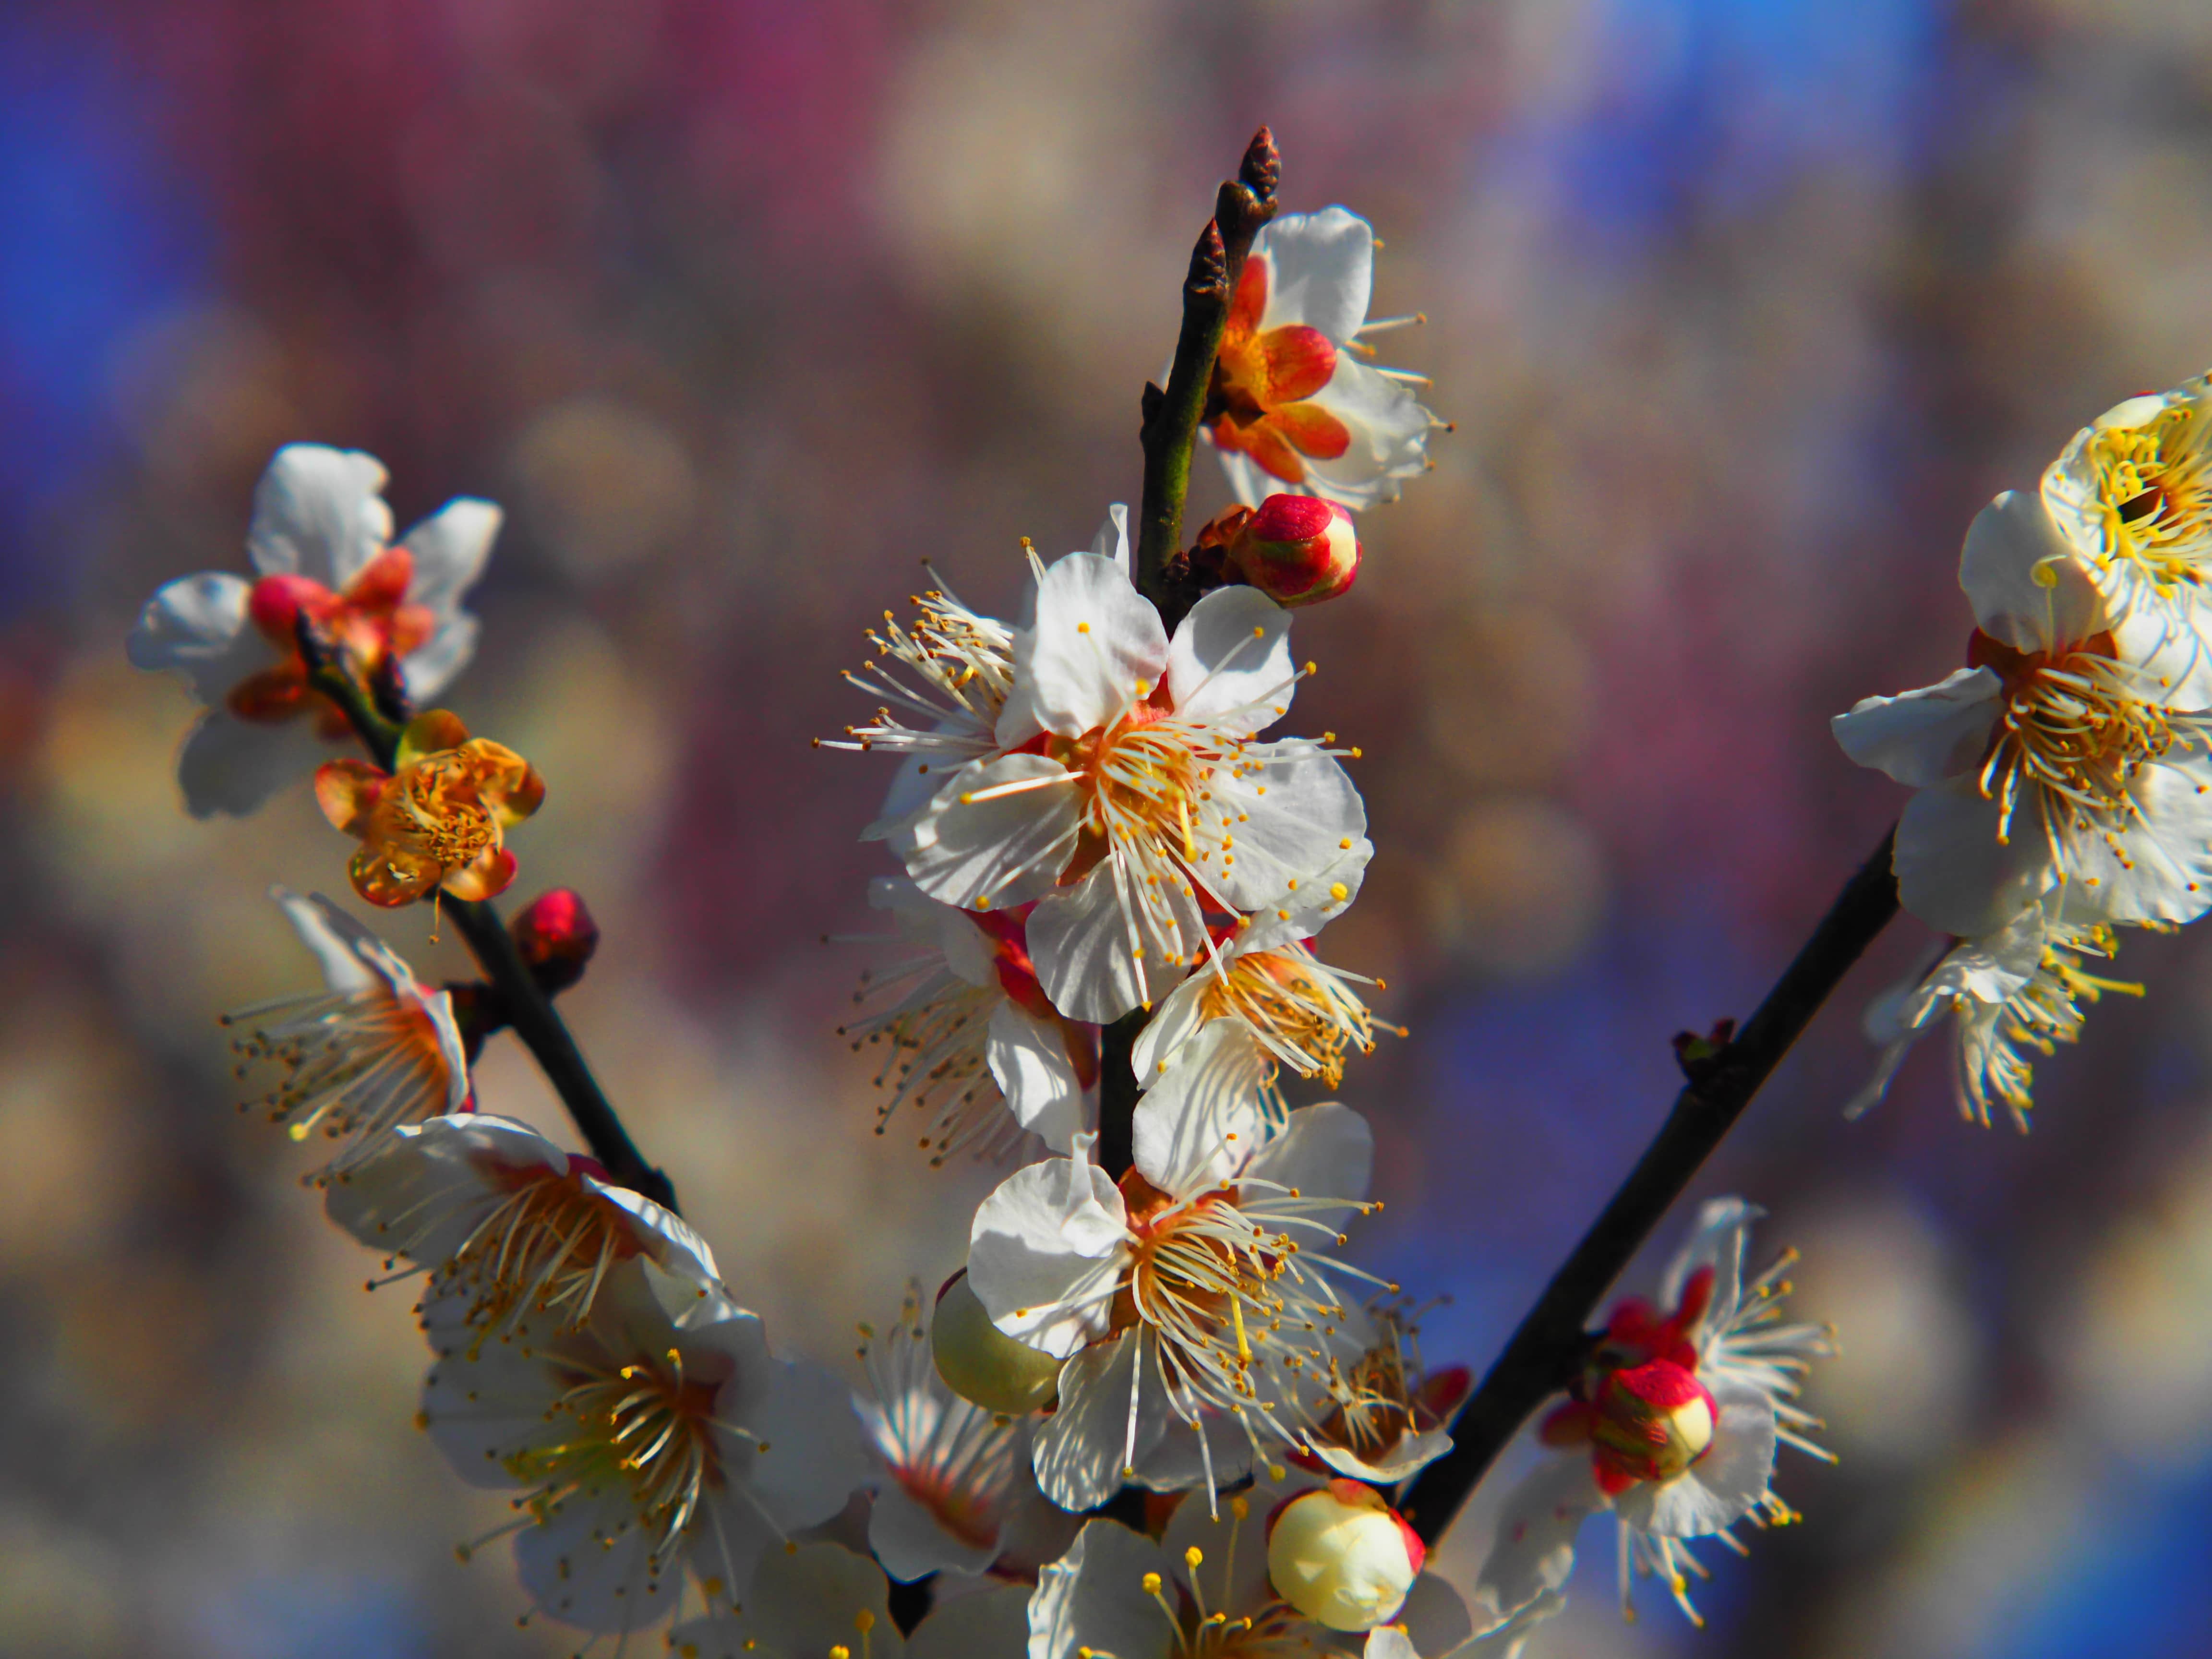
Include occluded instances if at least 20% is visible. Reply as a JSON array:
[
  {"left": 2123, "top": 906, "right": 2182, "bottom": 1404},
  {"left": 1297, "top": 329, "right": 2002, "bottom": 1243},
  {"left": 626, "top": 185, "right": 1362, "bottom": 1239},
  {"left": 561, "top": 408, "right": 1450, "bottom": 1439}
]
[{"left": 1837, "top": 373, "right": 2212, "bottom": 1128}]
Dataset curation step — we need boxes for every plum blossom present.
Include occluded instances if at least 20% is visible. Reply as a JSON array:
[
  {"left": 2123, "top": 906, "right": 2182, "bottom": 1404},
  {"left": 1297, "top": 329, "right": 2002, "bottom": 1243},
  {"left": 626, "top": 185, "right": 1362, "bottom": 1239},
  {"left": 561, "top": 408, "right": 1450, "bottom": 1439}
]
[
  {"left": 2041, "top": 373, "right": 2212, "bottom": 635},
  {"left": 839, "top": 877, "right": 1094, "bottom": 1162},
  {"left": 966, "top": 1035, "right": 1380, "bottom": 1510},
  {"left": 892, "top": 546, "right": 1370, "bottom": 1023},
  {"left": 1290, "top": 1297, "right": 1469, "bottom": 1486},
  {"left": 127, "top": 443, "right": 498, "bottom": 817},
  {"left": 1833, "top": 488, "right": 2212, "bottom": 938},
  {"left": 1133, "top": 916, "right": 1385, "bottom": 1094},
  {"left": 421, "top": 1254, "right": 869, "bottom": 1636},
  {"left": 1480, "top": 1200, "right": 1832, "bottom": 1626},
  {"left": 1202, "top": 208, "right": 1440, "bottom": 511},
  {"left": 668, "top": 1540, "right": 1033, "bottom": 1659},
  {"left": 224, "top": 888, "right": 467, "bottom": 1177},
  {"left": 1848, "top": 900, "right": 2142, "bottom": 1131}
]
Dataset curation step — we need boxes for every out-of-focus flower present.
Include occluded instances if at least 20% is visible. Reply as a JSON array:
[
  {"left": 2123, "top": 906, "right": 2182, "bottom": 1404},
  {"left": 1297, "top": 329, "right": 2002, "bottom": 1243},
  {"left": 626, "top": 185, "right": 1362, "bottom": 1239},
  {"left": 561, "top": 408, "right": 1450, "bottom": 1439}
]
[
  {"left": 1202, "top": 208, "right": 1438, "bottom": 512},
  {"left": 224, "top": 888, "right": 468, "bottom": 1177},
  {"left": 1031, "top": 1492, "right": 1479, "bottom": 1659},
  {"left": 1833, "top": 489, "right": 2212, "bottom": 938},
  {"left": 1266, "top": 1479, "right": 1424, "bottom": 1632},
  {"left": 422, "top": 1256, "right": 870, "bottom": 1635},
  {"left": 1206, "top": 494, "right": 1364, "bottom": 608},
  {"left": 1292, "top": 1297, "right": 1469, "bottom": 1485},
  {"left": 854, "top": 1285, "right": 1057, "bottom": 1582},
  {"left": 325, "top": 1114, "right": 721, "bottom": 1335},
  {"left": 893, "top": 547, "right": 1370, "bottom": 1022},
  {"left": 1849, "top": 900, "right": 2143, "bottom": 1130},
  {"left": 2042, "top": 374, "right": 2212, "bottom": 629},
  {"left": 967, "top": 1057, "right": 1378, "bottom": 1510},
  {"left": 314, "top": 709, "right": 545, "bottom": 908},
  {"left": 930, "top": 1270, "right": 1063, "bottom": 1417},
  {"left": 840, "top": 876, "right": 1095, "bottom": 1162},
  {"left": 509, "top": 888, "right": 601, "bottom": 994},
  {"left": 668, "top": 1540, "right": 1033, "bottom": 1659},
  {"left": 127, "top": 443, "right": 499, "bottom": 817},
  {"left": 1133, "top": 918, "right": 1384, "bottom": 1093},
  {"left": 1483, "top": 1199, "right": 1832, "bottom": 1626}
]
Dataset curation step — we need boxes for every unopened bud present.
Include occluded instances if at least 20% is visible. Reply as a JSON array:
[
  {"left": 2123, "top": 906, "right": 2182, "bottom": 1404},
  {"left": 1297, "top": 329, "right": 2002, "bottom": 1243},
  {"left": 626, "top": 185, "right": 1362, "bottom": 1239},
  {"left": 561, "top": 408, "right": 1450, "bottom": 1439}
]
[
  {"left": 1590, "top": 1359, "right": 1716, "bottom": 1485},
  {"left": 1265, "top": 1479, "right": 1423, "bottom": 1632},
  {"left": 931, "top": 1270, "right": 1059, "bottom": 1416},
  {"left": 1226, "top": 495, "right": 1360, "bottom": 607},
  {"left": 510, "top": 889, "right": 600, "bottom": 995}
]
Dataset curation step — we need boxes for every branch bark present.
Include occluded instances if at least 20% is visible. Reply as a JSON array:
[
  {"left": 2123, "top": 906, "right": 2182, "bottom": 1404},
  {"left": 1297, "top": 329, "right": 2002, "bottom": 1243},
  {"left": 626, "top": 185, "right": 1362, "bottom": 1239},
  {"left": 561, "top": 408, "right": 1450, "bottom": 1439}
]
[{"left": 1398, "top": 825, "right": 1900, "bottom": 1544}]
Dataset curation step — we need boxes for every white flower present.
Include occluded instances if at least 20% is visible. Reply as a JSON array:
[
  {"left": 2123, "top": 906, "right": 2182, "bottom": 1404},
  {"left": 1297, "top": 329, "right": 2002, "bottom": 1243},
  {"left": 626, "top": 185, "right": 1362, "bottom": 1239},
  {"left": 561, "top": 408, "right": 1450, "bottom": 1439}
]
[
  {"left": 2042, "top": 374, "right": 2212, "bottom": 636},
  {"left": 1030, "top": 1489, "right": 1479, "bottom": 1659},
  {"left": 1133, "top": 918, "right": 1385, "bottom": 1093},
  {"left": 1833, "top": 487, "right": 2212, "bottom": 938},
  {"left": 966, "top": 1042, "right": 1380, "bottom": 1510},
  {"left": 1487, "top": 1200, "right": 1833, "bottom": 1627},
  {"left": 1290, "top": 1297, "right": 1468, "bottom": 1486},
  {"left": 127, "top": 444, "right": 499, "bottom": 817},
  {"left": 224, "top": 888, "right": 467, "bottom": 1176},
  {"left": 668, "top": 1540, "right": 1034, "bottom": 1659},
  {"left": 854, "top": 1286, "right": 1069, "bottom": 1583},
  {"left": 325, "top": 1113, "right": 721, "bottom": 1335},
  {"left": 840, "top": 877, "right": 1094, "bottom": 1161},
  {"left": 423, "top": 1257, "right": 870, "bottom": 1635},
  {"left": 1202, "top": 207, "right": 1440, "bottom": 512},
  {"left": 894, "top": 546, "right": 1371, "bottom": 1023},
  {"left": 1848, "top": 900, "right": 2142, "bottom": 1130}
]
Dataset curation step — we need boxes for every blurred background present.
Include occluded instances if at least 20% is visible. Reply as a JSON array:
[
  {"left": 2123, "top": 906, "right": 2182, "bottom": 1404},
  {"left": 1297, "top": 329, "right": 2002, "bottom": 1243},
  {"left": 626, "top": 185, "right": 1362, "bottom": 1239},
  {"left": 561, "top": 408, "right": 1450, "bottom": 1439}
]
[{"left": 5, "top": 0, "right": 2212, "bottom": 1653}]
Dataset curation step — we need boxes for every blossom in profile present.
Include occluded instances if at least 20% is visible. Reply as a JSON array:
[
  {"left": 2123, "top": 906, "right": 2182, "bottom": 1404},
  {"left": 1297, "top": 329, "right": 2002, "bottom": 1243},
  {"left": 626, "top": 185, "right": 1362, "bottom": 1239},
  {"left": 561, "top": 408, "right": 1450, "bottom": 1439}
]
[
  {"left": 893, "top": 547, "right": 1370, "bottom": 1022},
  {"left": 314, "top": 709, "right": 544, "bottom": 908},
  {"left": 224, "top": 888, "right": 468, "bottom": 1177},
  {"left": 853, "top": 1285, "right": 1069, "bottom": 1582},
  {"left": 2041, "top": 373, "right": 2212, "bottom": 628},
  {"left": 668, "top": 1540, "right": 1033, "bottom": 1659},
  {"left": 127, "top": 443, "right": 499, "bottom": 817},
  {"left": 966, "top": 1047, "right": 1378, "bottom": 1510},
  {"left": 1133, "top": 916, "right": 1384, "bottom": 1093},
  {"left": 1481, "top": 1199, "right": 1832, "bottom": 1626},
  {"left": 840, "top": 877, "right": 1095, "bottom": 1162},
  {"left": 1290, "top": 1296, "right": 1469, "bottom": 1485},
  {"left": 1202, "top": 207, "right": 1438, "bottom": 511},
  {"left": 1833, "top": 488, "right": 2212, "bottom": 938},
  {"left": 325, "top": 1113, "right": 721, "bottom": 1335},
  {"left": 1849, "top": 899, "right": 2142, "bottom": 1131},
  {"left": 421, "top": 1255, "right": 870, "bottom": 1635}
]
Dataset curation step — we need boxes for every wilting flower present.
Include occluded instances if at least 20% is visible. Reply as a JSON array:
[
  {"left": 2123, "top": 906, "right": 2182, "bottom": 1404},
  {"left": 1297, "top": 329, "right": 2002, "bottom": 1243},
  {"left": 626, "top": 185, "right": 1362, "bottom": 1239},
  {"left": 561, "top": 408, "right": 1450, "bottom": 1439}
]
[
  {"left": 840, "top": 877, "right": 1095, "bottom": 1162},
  {"left": 854, "top": 1286, "right": 1069, "bottom": 1582},
  {"left": 1291, "top": 1297, "right": 1469, "bottom": 1485},
  {"left": 669, "top": 1540, "right": 1033, "bottom": 1659},
  {"left": 325, "top": 1114, "right": 721, "bottom": 1335},
  {"left": 1202, "top": 208, "right": 1439, "bottom": 511},
  {"left": 1487, "top": 1199, "right": 1832, "bottom": 1625},
  {"left": 966, "top": 1042, "right": 1379, "bottom": 1510},
  {"left": 314, "top": 709, "right": 544, "bottom": 908},
  {"left": 421, "top": 1254, "right": 870, "bottom": 1635},
  {"left": 224, "top": 888, "right": 468, "bottom": 1176},
  {"left": 893, "top": 546, "right": 1370, "bottom": 1022},
  {"left": 1031, "top": 1488, "right": 1484, "bottom": 1659},
  {"left": 1267, "top": 1480, "right": 1424, "bottom": 1632},
  {"left": 1849, "top": 900, "right": 2143, "bottom": 1130},
  {"left": 2042, "top": 374, "right": 2212, "bottom": 629},
  {"left": 1833, "top": 488, "right": 2212, "bottom": 938},
  {"left": 1133, "top": 917, "right": 1384, "bottom": 1094},
  {"left": 127, "top": 443, "right": 499, "bottom": 817}
]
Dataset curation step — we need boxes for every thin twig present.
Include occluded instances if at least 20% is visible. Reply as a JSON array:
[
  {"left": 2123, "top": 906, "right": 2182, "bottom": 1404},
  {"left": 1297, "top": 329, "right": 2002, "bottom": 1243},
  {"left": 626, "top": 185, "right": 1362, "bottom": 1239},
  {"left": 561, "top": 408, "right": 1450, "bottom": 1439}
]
[{"left": 1398, "top": 825, "right": 1900, "bottom": 1544}]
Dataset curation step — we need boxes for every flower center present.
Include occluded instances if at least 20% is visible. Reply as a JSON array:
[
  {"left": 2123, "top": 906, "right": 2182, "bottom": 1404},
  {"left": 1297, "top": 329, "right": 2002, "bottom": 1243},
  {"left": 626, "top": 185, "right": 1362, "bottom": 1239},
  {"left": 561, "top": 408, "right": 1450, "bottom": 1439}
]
[
  {"left": 445, "top": 1165, "right": 644, "bottom": 1334},
  {"left": 1312, "top": 1342, "right": 1418, "bottom": 1460},
  {"left": 1197, "top": 947, "right": 1374, "bottom": 1087},
  {"left": 389, "top": 752, "right": 500, "bottom": 867},
  {"left": 224, "top": 981, "right": 453, "bottom": 1171},
  {"left": 2086, "top": 407, "right": 2212, "bottom": 587}
]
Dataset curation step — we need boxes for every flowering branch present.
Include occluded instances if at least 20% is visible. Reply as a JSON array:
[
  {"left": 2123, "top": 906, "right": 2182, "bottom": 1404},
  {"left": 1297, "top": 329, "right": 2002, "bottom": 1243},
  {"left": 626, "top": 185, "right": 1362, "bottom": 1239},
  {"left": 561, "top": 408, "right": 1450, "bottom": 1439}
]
[
  {"left": 294, "top": 617, "right": 680, "bottom": 1213},
  {"left": 1398, "top": 825, "right": 1899, "bottom": 1546}
]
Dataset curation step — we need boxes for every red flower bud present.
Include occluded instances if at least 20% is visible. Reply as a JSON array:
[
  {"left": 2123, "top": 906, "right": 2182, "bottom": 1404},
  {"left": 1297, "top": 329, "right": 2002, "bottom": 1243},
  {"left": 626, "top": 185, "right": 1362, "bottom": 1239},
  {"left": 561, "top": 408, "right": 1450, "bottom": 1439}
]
[
  {"left": 1226, "top": 494, "right": 1361, "bottom": 607},
  {"left": 510, "top": 889, "right": 600, "bottom": 994}
]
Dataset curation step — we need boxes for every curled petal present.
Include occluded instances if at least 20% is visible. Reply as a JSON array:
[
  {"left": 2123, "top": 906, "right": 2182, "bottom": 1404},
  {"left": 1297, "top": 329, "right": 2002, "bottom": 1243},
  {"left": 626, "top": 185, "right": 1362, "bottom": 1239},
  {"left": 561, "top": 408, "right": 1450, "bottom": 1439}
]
[
  {"left": 444, "top": 845, "right": 518, "bottom": 902},
  {"left": 397, "top": 708, "right": 472, "bottom": 768},
  {"left": 349, "top": 845, "right": 444, "bottom": 908}
]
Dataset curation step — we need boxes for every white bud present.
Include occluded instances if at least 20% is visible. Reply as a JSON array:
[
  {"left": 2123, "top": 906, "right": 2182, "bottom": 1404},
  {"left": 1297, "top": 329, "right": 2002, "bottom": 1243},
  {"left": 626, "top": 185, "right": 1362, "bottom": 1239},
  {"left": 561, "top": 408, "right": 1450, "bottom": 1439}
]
[{"left": 1266, "top": 1479, "right": 1423, "bottom": 1632}]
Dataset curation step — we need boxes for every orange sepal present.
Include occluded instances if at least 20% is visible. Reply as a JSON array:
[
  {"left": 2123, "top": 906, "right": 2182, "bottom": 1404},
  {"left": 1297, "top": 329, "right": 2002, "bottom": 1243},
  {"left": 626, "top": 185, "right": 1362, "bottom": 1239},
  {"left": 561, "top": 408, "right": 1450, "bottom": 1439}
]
[
  {"left": 344, "top": 544, "right": 414, "bottom": 611},
  {"left": 444, "top": 845, "right": 518, "bottom": 902},
  {"left": 226, "top": 665, "right": 313, "bottom": 725},
  {"left": 1269, "top": 400, "right": 1352, "bottom": 462},
  {"left": 315, "top": 760, "right": 389, "bottom": 836},
  {"left": 1226, "top": 253, "right": 1268, "bottom": 337},
  {"left": 349, "top": 845, "right": 443, "bottom": 907},
  {"left": 1258, "top": 325, "right": 1337, "bottom": 404},
  {"left": 397, "top": 709, "right": 472, "bottom": 769}
]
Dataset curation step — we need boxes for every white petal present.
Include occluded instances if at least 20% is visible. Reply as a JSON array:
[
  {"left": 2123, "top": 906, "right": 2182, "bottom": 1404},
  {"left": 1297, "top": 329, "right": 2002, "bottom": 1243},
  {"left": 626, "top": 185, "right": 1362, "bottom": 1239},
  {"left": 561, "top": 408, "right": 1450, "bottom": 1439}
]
[
  {"left": 1130, "top": 974, "right": 1208, "bottom": 1086},
  {"left": 968, "top": 1141, "right": 1129, "bottom": 1358},
  {"left": 1166, "top": 585, "right": 1296, "bottom": 733},
  {"left": 1613, "top": 1387, "right": 1777, "bottom": 1538},
  {"left": 1659, "top": 1198, "right": 1760, "bottom": 1336},
  {"left": 1027, "top": 1517, "right": 1175, "bottom": 1659},
  {"left": 743, "top": 1357, "right": 875, "bottom": 1528},
  {"left": 397, "top": 613, "right": 479, "bottom": 700},
  {"left": 127, "top": 571, "right": 261, "bottom": 704},
  {"left": 269, "top": 886, "right": 379, "bottom": 995},
  {"left": 324, "top": 1112, "right": 568, "bottom": 1263},
  {"left": 1312, "top": 1425, "right": 1455, "bottom": 1485},
  {"left": 2052, "top": 756, "right": 2212, "bottom": 926},
  {"left": 515, "top": 1492, "right": 685, "bottom": 1634},
  {"left": 1893, "top": 773, "right": 2052, "bottom": 938},
  {"left": 1133, "top": 1021, "right": 1275, "bottom": 1193},
  {"left": 1303, "top": 358, "right": 1436, "bottom": 508},
  {"left": 1470, "top": 1456, "right": 1606, "bottom": 1624},
  {"left": 986, "top": 1002, "right": 1086, "bottom": 1154},
  {"left": 1830, "top": 668, "right": 2000, "bottom": 786},
  {"left": 1008, "top": 552, "right": 1165, "bottom": 742},
  {"left": 744, "top": 1541, "right": 909, "bottom": 1659},
  {"left": 175, "top": 709, "right": 330, "bottom": 818},
  {"left": 870, "top": 1476, "right": 1000, "bottom": 1581},
  {"left": 1211, "top": 442, "right": 1276, "bottom": 512},
  {"left": 1034, "top": 1333, "right": 1168, "bottom": 1512},
  {"left": 1027, "top": 857, "right": 1197, "bottom": 1023},
  {"left": 1245, "top": 1101, "right": 1374, "bottom": 1220},
  {"left": 910, "top": 1583, "right": 1032, "bottom": 1659},
  {"left": 895, "top": 754, "right": 1081, "bottom": 910},
  {"left": 1129, "top": 1411, "right": 1255, "bottom": 1496},
  {"left": 246, "top": 443, "right": 393, "bottom": 586},
  {"left": 1395, "top": 1572, "right": 1478, "bottom": 1658},
  {"left": 870, "top": 872, "right": 997, "bottom": 985},
  {"left": 1253, "top": 207, "right": 1374, "bottom": 345},
  {"left": 1960, "top": 489, "right": 2107, "bottom": 652},
  {"left": 397, "top": 496, "right": 500, "bottom": 611},
  {"left": 1088, "top": 503, "right": 1131, "bottom": 575},
  {"left": 1208, "top": 753, "right": 1370, "bottom": 922}
]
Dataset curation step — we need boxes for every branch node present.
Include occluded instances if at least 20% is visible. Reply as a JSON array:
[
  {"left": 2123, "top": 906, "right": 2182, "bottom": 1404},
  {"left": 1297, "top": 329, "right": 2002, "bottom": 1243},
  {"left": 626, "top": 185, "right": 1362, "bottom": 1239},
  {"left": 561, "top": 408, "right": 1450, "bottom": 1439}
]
[{"left": 1671, "top": 1018, "right": 1737, "bottom": 1084}]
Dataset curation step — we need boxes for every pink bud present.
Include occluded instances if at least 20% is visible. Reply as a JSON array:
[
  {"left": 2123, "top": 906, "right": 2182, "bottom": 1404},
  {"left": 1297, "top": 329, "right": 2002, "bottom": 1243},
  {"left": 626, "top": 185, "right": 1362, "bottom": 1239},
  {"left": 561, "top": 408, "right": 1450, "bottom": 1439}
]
[
  {"left": 1589, "top": 1359, "right": 1717, "bottom": 1486},
  {"left": 510, "top": 889, "right": 601, "bottom": 994},
  {"left": 1265, "top": 1479, "right": 1423, "bottom": 1632},
  {"left": 1226, "top": 494, "right": 1361, "bottom": 607}
]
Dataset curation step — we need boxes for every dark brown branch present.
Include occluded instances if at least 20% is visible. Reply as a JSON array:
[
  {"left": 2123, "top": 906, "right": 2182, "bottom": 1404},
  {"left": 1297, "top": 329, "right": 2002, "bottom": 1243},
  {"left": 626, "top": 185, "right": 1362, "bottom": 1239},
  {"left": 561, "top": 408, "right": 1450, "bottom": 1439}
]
[{"left": 1398, "top": 825, "right": 1899, "bottom": 1544}]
